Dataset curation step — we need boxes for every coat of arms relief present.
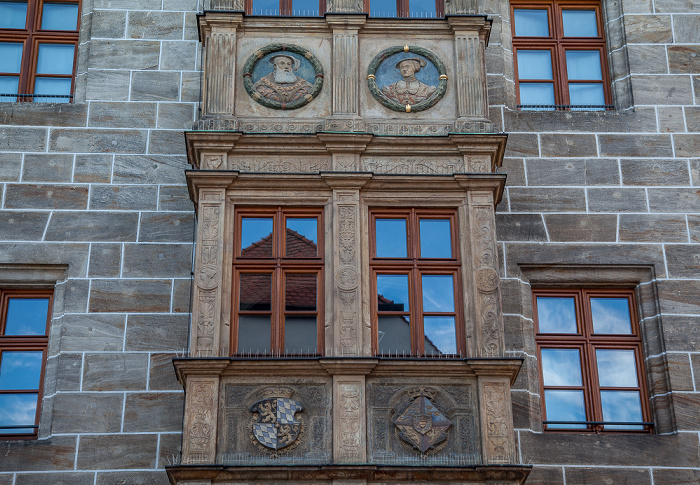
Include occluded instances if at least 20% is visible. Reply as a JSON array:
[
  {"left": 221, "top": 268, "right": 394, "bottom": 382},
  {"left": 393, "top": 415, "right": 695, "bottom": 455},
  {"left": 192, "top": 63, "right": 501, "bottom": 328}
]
[
  {"left": 393, "top": 387, "right": 452, "bottom": 454},
  {"left": 250, "top": 387, "right": 304, "bottom": 454}
]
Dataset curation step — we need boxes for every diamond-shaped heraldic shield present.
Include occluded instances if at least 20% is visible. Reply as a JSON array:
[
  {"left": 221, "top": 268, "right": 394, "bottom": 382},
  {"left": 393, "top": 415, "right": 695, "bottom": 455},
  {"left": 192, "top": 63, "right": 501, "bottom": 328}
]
[
  {"left": 394, "top": 387, "right": 452, "bottom": 454},
  {"left": 250, "top": 387, "right": 304, "bottom": 452}
]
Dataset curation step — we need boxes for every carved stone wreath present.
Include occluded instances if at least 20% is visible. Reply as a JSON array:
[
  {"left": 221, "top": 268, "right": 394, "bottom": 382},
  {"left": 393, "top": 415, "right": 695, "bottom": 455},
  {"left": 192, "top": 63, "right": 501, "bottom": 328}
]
[
  {"left": 367, "top": 45, "right": 447, "bottom": 113},
  {"left": 243, "top": 43, "right": 324, "bottom": 110}
]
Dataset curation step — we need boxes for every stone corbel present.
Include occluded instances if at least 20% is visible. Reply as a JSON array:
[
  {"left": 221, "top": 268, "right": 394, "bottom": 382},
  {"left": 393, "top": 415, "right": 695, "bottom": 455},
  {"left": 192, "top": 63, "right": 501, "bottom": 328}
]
[
  {"left": 185, "top": 131, "right": 240, "bottom": 170},
  {"left": 448, "top": 133, "right": 508, "bottom": 173},
  {"left": 318, "top": 132, "right": 373, "bottom": 171}
]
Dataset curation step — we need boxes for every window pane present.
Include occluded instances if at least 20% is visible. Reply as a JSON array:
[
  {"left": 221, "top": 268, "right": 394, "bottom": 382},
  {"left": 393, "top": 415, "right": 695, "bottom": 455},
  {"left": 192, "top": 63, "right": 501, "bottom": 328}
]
[
  {"left": 0, "top": 42, "right": 24, "bottom": 73},
  {"left": 590, "top": 297, "right": 632, "bottom": 334},
  {"left": 0, "top": 76, "right": 19, "bottom": 101},
  {"left": 569, "top": 84, "right": 605, "bottom": 108},
  {"left": 566, "top": 50, "right": 602, "bottom": 80},
  {"left": 285, "top": 273, "right": 316, "bottom": 311},
  {"left": 5, "top": 298, "right": 50, "bottom": 335},
  {"left": 41, "top": 2, "right": 79, "bottom": 30},
  {"left": 291, "top": 0, "right": 318, "bottom": 15},
  {"left": 378, "top": 315, "right": 411, "bottom": 354},
  {"left": 0, "top": 393, "right": 38, "bottom": 434},
  {"left": 250, "top": 0, "right": 279, "bottom": 14},
  {"left": 541, "top": 348, "right": 583, "bottom": 386},
  {"left": 421, "top": 275, "right": 455, "bottom": 312},
  {"left": 513, "top": 9, "right": 549, "bottom": 37},
  {"left": 600, "top": 390, "right": 644, "bottom": 430},
  {"left": 36, "top": 44, "right": 74, "bottom": 74},
  {"left": 409, "top": 0, "right": 436, "bottom": 18},
  {"left": 596, "top": 349, "right": 639, "bottom": 387},
  {"left": 286, "top": 217, "right": 317, "bottom": 258},
  {"left": 375, "top": 219, "right": 407, "bottom": 258},
  {"left": 0, "top": 1, "right": 27, "bottom": 29},
  {"left": 239, "top": 273, "right": 271, "bottom": 311},
  {"left": 544, "top": 389, "right": 587, "bottom": 429},
  {"left": 33, "top": 78, "right": 72, "bottom": 103},
  {"left": 370, "top": 0, "right": 396, "bottom": 17},
  {"left": 241, "top": 217, "right": 273, "bottom": 257},
  {"left": 562, "top": 9, "right": 598, "bottom": 37},
  {"left": 237, "top": 315, "right": 271, "bottom": 354},
  {"left": 423, "top": 316, "right": 456, "bottom": 355},
  {"left": 284, "top": 316, "right": 316, "bottom": 354},
  {"left": 517, "top": 50, "right": 553, "bottom": 80},
  {"left": 519, "top": 84, "right": 555, "bottom": 107},
  {"left": 377, "top": 274, "right": 409, "bottom": 312},
  {"left": 536, "top": 297, "right": 577, "bottom": 333},
  {"left": 0, "top": 351, "right": 43, "bottom": 390},
  {"left": 419, "top": 219, "right": 452, "bottom": 258}
]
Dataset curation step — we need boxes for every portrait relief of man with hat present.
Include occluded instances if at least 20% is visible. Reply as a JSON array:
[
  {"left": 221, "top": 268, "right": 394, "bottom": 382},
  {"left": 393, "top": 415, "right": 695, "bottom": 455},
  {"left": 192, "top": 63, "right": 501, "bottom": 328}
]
[
  {"left": 381, "top": 57, "right": 437, "bottom": 105},
  {"left": 254, "top": 53, "right": 314, "bottom": 104}
]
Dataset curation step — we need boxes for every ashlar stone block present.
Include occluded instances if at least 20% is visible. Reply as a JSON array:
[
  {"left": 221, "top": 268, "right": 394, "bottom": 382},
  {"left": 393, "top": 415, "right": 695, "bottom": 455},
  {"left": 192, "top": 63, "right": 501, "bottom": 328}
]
[
  {"left": 89, "top": 279, "right": 173, "bottom": 312},
  {"left": 77, "top": 435, "right": 158, "bottom": 470},
  {"left": 22, "top": 154, "right": 74, "bottom": 182},
  {"left": 4, "top": 184, "right": 88, "bottom": 210},
  {"left": 82, "top": 353, "right": 148, "bottom": 391}
]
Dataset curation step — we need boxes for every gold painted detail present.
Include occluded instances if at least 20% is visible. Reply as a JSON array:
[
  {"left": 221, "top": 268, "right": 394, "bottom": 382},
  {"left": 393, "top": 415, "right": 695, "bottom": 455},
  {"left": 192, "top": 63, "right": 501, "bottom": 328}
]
[
  {"left": 439, "top": 74, "right": 448, "bottom": 80},
  {"left": 367, "top": 74, "right": 375, "bottom": 80},
  {"left": 405, "top": 104, "right": 411, "bottom": 113},
  {"left": 404, "top": 45, "right": 409, "bottom": 52}
]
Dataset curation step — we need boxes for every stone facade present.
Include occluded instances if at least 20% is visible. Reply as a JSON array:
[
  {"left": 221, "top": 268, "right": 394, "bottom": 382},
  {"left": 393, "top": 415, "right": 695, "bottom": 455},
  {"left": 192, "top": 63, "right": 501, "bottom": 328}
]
[{"left": 0, "top": 0, "right": 698, "bottom": 484}]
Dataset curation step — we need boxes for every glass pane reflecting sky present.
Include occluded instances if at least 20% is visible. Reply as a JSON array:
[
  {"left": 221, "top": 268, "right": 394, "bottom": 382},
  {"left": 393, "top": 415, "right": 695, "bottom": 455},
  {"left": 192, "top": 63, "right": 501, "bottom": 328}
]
[
  {"left": 0, "top": 351, "right": 43, "bottom": 390},
  {"left": 241, "top": 218, "right": 273, "bottom": 256},
  {"left": 421, "top": 275, "right": 454, "bottom": 312},
  {"left": 419, "top": 219, "right": 451, "bottom": 258},
  {"left": 600, "top": 390, "right": 643, "bottom": 429},
  {"left": 514, "top": 9, "right": 549, "bottom": 36},
  {"left": 562, "top": 10, "right": 598, "bottom": 37},
  {"left": 591, "top": 297, "right": 632, "bottom": 334},
  {"left": 541, "top": 348, "right": 582, "bottom": 386},
  {"left": 377, "top": 274, "right": 409, "bottom": 312},
  {"left": 517, "top": 50, "right": 553, "bottom": 80},
  {"left": 41, "top": 3, "right": 79, "bottom": 30},
  {"left": 566, "top": 50, "right": 602, "bottom": 80},
  {"left": 375, "top": 219, "right": 407, "bottom": 257},
  {"left": 286, "top": 218, "right": 317, "bottom": 257},
  {"left": 544, "top": 390, "right": 586, "bottom": 429},
  {"left": 0, "top": 2, "right": 27, "bottom": 29},
  {"left": 0, "top": 393, "right": 38, "bottom": 430},
  {"left": 369, "top": 0, "right": 396, "bottom": 17},
  {"left": 5, "top": 298, "right": 49, "bottom": 335},
  {"left": 536, "top": 297, "right": 577, "bottom": 333},
  {"left": 424, "top": 316, "right": 456, "bottom": 354},
  {"left": 36, "top": 44, "right": 74, "bottom": 74},
  {"left": 596, "top": 349, "right": 638, "bottom": 387}
]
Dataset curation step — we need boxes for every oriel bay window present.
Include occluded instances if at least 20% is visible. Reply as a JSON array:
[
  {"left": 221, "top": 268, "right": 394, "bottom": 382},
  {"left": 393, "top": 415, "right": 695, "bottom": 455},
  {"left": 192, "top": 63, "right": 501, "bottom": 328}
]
[
  {"left": 0, "top": 0, "right": 80, "bottom": 102},
  {"left": 371, "top": 209, "right": 463, "bottom": 356},
  {"left": 232, "top": 208, "right": 323, "bottom": 356},
  {"left": 0, "top": 289, "right": 52, "bottom": 439},
  {"left": 511, "top": 1, "right": 611, "bottom": 110},
  {"left": 534, "top": 289, "right": 652, "bottom": 432}
]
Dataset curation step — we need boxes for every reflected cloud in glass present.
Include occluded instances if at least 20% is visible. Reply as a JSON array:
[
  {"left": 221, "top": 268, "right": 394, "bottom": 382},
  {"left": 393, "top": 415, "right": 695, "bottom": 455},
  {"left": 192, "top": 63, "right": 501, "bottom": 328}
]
[
  {"left": 0, "top": 351, "right": 43, "bottom": 390},
  {"left": 541, "top": 348, "right": 582, "bottom": 386},
  {"left": 590, "top": 298, "right": 631, "bottom": 334},
  {"left": 596, "top": 349, "right": 638, "bottom": 387},
  {"left": 536, "top": 297, "right": 577, "bottom": 333},
  {"left": 600, "top": 390, "right": 643, "bottom": 430},
  {"left": 0, "top": 394, "right": 38, "bottom": 433},
  {"left": 5, "top": 298, "right": 49, "bottom": 335},
  {"left": 544, "top": 390, "right": 587, "bottom": 429},
  {"left": 424, "top": 316, "right": 456, "bottom": 354},
  {"left": 421, "top": 275, "right": 454, "bottom": 312}
]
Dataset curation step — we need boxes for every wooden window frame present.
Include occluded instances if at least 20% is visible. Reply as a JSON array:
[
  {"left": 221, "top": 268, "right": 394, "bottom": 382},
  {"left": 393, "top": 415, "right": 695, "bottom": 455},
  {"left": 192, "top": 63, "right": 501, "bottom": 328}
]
[
  {"left": 511, "top": 0, "right": 612, "bottom": 109},
  {"left": 533, "top": 288, "right": 652, "bottom": 433},
  {"left": 231, "top": 207, "right": 324, "bottom": 356},
  {"left": 0, "top": 289, "right": 52, "bottom": 440},
  {"left": 370, "top": 208, "right": 464, "bottom": 357},
  {"left": 364, "top": 0, "right": 444, "bottom": 18},
  {"left": 244, "top": 0, "right": 325, "bottom": 15}
]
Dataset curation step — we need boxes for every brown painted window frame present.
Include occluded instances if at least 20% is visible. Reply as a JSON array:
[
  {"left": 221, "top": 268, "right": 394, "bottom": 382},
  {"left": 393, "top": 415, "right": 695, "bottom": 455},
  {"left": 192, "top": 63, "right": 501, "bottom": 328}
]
[
  {"left": 510, "top": 0, "right": 612, "bottom": 109},
  {"left": 370, "top": 208, "right": 464, "bottom": 357},
  {"left": 0, "top": 289, "right": 53, "bottom": 440},
  {"left": 231, "top": 207, "right": 324, "bottom": 356},
  {"left": 0, "top": 0, "right": 81, "bottom": 102},
  {"left": 244, "top": 0, "right": 325, "bottom": 15},
  {"left": 364, "top": 0, "right": 445, "bottom": 18},
  {"left": 533, "top": 288, "right": 652, "bottom": 433}
]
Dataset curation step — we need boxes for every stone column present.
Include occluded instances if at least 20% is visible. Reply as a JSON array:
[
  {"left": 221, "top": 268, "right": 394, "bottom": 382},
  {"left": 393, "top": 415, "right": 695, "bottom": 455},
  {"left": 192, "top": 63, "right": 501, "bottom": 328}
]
[
  {"left": 477, "top": 376, "right": 517, "bottom": 464},
  {"left": 325, "top": 15, "right": 366, "bottom": 132},
  {"left": 182, "top": 377, "right": 220, "bottom": 464}
]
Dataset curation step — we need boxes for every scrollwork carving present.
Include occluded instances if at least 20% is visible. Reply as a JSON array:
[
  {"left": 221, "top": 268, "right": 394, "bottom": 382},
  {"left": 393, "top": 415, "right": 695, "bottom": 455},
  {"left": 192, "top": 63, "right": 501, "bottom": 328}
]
[
  {"left": 338, "top": 382, "right": 362, "bottom": 460},
  {"left": 483, "top": 382, "right": 510, "bottom": 462},
  {"left": 362, "top": 157, "right": 463, "bottom": 175}
]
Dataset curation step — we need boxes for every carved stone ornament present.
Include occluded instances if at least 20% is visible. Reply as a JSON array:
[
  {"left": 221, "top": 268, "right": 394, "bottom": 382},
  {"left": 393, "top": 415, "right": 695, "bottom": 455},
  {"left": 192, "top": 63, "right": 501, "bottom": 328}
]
[
  {"left": 250, "top": 390, "right": 305, "bottom": 454},
  {"left": 475, "top": 267, "right": 499, "bottom": 294},
  {"left": 367, "top": 45, "right": 447, "bottom": 113},
  {"left": 243, "top": 43, "right": 324, "bottom": 110},
  {"left": 394, "top": 388, "right": 452, "bottom": 454}
]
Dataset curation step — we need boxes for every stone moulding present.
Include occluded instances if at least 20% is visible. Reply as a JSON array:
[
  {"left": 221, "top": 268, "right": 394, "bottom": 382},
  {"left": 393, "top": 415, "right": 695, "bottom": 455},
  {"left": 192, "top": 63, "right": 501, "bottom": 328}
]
[
  {"left": 367, "top": 45, "right": 448, "bottom": 113},
  {"left": 242, "top": 43, "right": 324, "bottom": 110}
]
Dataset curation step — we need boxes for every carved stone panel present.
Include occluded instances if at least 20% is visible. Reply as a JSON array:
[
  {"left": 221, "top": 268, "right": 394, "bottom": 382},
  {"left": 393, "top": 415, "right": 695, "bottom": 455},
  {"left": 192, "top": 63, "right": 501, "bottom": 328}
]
[
  {"left": 362, "top": 157, "right": 464, "bottom": 175},
  {"left": 334, "top": 377, "right": 365, "bottom": 462},
  {"left": 478, "top": 378, "right": 516, "bottom": 464},
  {"left": 182, "top": 377, "right": 219, "bottom": 464},
  {"left": 367, "top": 379, "right": 480, "bottom": 464}
]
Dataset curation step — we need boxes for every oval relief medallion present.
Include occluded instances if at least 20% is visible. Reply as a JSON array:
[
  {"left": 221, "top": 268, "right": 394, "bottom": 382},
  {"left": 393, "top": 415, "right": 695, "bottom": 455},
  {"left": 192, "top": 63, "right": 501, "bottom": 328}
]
[
  {"left": 243, "top": 43, "right": 324, "bottom": 110},
  {"left": 367, "top": 45, "right": 447, "bottom": 113}
]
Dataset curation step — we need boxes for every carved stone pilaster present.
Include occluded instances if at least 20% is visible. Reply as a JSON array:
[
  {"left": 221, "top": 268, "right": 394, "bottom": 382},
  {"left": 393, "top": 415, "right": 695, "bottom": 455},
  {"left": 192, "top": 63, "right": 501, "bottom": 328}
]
[
  {"left": 444, "top": 0, "right": 477, "bottom": 15},
  {"left": 333, "top": 376, "right": 366, "bottom": 463},
  {"left": 191, "top": 188, "right": 227, "bottom": 356},
  {"left": 325, "top": 0, "right": 364, "bottom": 13},
  {"left": 182, "top": 377, "right": 219, "bottom": 464},
  {"left": 200, "top": 14, "right": 242, "bottom": 118},
  {"left": 468, "top": 192, "right": 504, "bottom": 358},
  {"left": 478, "top": 377, "right": 516, "bottom": 464}
]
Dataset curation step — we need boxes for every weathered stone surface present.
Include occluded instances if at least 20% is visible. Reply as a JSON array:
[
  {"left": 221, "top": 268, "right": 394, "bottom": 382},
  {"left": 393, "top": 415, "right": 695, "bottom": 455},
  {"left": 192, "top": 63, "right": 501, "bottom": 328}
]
[
  {"left": 63, "top": 278, "right": 90, "bottom": 313},
  {"left": 60, "top": 314, "right": 125, "bottom": 351},
  {"left": 89, "top": 279, "right": 172, "bottom": 312},
  {"left": 498, "top": 158, "right": 526, "bottom": 186},
  {"left": 672, "top": 14, "right": 700, "bottom": 43},
  {"left": 122, "top": 243, "right": 191, "bottom": 278},
  {"left": 157, "top": 103, "right": 195, "bottom": 129},
  {"left": 91, "top": 10, "right": 127, "bottom": 38},
  {"left": 692, "top": 354, "right": 700, "bottom": 393},
  {"left": 658, "top": 280, "right": 700, "bottom": 314},
  {"left": 160, "top": 41, "right": 198, "bottom": 71},
  {"left": 621, "top": 159, "right": 690, "bottom": 186},
  {"left": 0, "top": 152, "right": 21, "bottom": 181},
  {"left": 77, "top": 435, "right": 157, "bottom": 470},
  {"left": 672, "top": 392, "right": 700, "bottom": 430},
  {"left": 504, "top": 133, "right": 538, "bottom": 158},
  {"left": 565, "top": 467, "right": 651, "bottom": 485},
  {"left": 123, "top": 392, "right": 184, "bottom": 432},
  {"left": 587, "top": 187, "right": 649, "bottom": 212},
  {"left": 127, "top": 12, "right": 183, "bottom": 40},
  {"left": 619, "top": 214, "right": 688, "bottom": 242},
  {"left": 149, "top": 353, "right": 180, "bottom": 391},
  {"left": 148, "top": 130, "right": 187, "bottom": 155},
  {"left": 0, "top": 436, "right": 76, "bottom": 471},
  {"left": 526, "top": 158, "right": 619, "bottom": 186},
  {"left": 50, "top": 129, "right": 148, "bottom": 154},
  {"left": 4, "top": 184, "right": 88, "bottom": 209},
  {"left": 630, "top": 75, "right": 694, "bottom": 105},
  {"left": 158, "top": 185, "right": 192, "bottom": 211},
  {"left": 93, "top": 0, "right": 160, "bottom": 8},
  {"left": 660, "top": 315, "right": 700, "bottom": 351},
  {"left": 668, "top": 45, "right": 700, "bottom": 74},
  {"left": 45, "top": 212, "right": 139, "bottom": 241},
  {"left": 653, "top": 469, "right": 700, "bottom": 485},
  {"left": 624, "top": 15, "right": 673, "bottom": 43},
  {"left": 0, "top": 211, "right": 49, "bottom": 241},
  {"left": 86, "top": 70, "right": 131, "bottom": 101},
  {"left": 665, "top": 245, "right": 700, "bottom": 277},
  {"left": 0, "top": 474, "right": 14, "bottom": 485},
  {"left": 113, "top": 155, "right": 187, "bottom": 184},
  {"left": 88, "top": 40, "right": 160, "bottom": 70},
  {"left": 523, "top": 467, "right": 564, "bottom": 485},
  {"left": 83, "top": 353, "right": 148, "bottom": 391},
  {"left": 0, "top": 242, "right": 88, "bottom": 277},
  {"left": 125, "top": 314, "right": 189, "bottom": 351},
  {"left": 138, "top": 212, "right": 194, "bottom": 243},
  {"left": 508, "top": 187, "right": 586, "bottom": 212},
  {"left": 55, "top": 352, "right": 82, "bottom": 391},
  {"left": 539, "top": 134, "right": 597, "bottom": 157},
  {"left": 15, "top": 473, "right": 94, "bottom": 485},
  {"left": 131, "top": 71, "right": 180, "bottom": 101},
  {"left": 90, "top": 185, "right": 158, "bottom": 211},
  {"left": 89, "top": 243, "right": 122, "bottom": 278},
  {"left": 687, "top": 106, "right": 700, "bottom": 132},
  {"left": 674, "top": 134, "right": 700, "bottom": 157},
  {"left": 180, "top": 71, "right": 200, "bottom": 103},
  {"left": 666, "top": 353, "right": 695, "bottom": 392},
  {"left": 157, "top": 433, "right": 182, "bottom": 468},
  {"left": 22, "top": 154, "right": 74, "bottom": 182},
  {"left": 0, "top": 128, "right": 47, "bottom": 151},
  {"left": 689, "top": 214, "right": 700, "bottom": 243},
  {"left": 52, "top": 392, "right": 123, "bottom": 432},
  {"left": 628, "top": 44, "right": 671, "bottom": 74},
  {"left": 504, "top": 109, "right": 657, "bottom": 133},
  {"left": 0, "top": 104, "right": 87, "bottom": 127},
  {"left": 96, "top": 471, "right": 170, "bottom": 485},
  {"left": 495, "top": 213, "right": 548, "bottom": 242},
  {"left": 88, "top": 102, "right": 157, "bottom": 128},
  {"left": 648, "top": 188, "right": 700, "bottom": 212},
  {"left": 171, "top": 278, "right": 191, "bottom": 313},
  {"left": 544, "top": 214, "right": 617, "bottom": 242},
  {"left": 598, "top": 134, "right": 673, "bottom": 157},
  {"left": 73, "top": 154, "right": 113, "bottom": 183}
]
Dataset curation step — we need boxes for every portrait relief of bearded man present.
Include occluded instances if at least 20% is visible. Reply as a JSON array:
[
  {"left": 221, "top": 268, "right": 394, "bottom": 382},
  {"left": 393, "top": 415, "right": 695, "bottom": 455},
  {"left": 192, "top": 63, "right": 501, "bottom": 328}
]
[
  {"left": 381, "top": 57, "right": 436, "bottom": 105},
  {"left": 253, "top": 54, "right": 314, "bottom": 105}
]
